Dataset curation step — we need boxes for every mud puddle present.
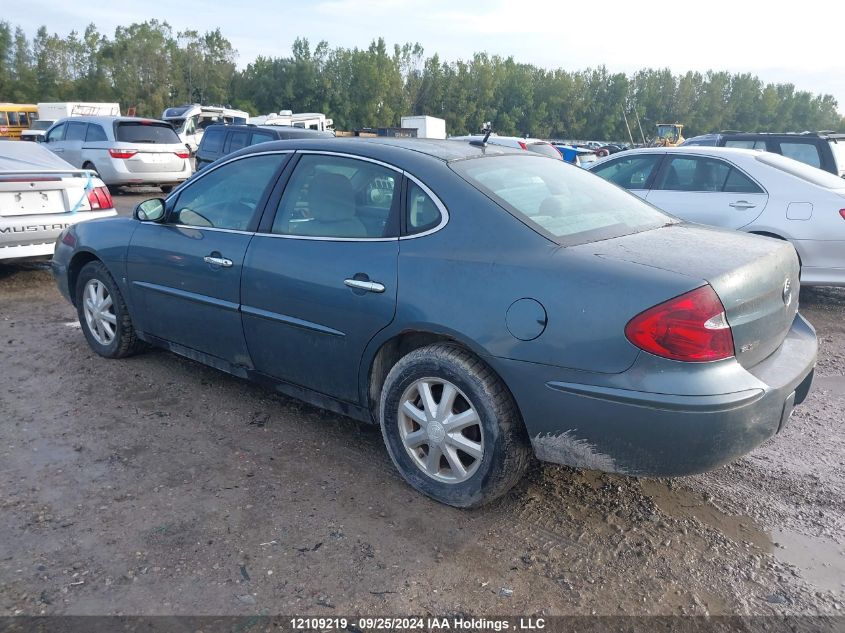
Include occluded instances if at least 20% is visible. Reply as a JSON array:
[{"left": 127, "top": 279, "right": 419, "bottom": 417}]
[
  {"left": 640, "top": 479, "right": 771, "bottom": 550},
  {"left": 772, "top": 530, "right": 845, "bottom": 595}
]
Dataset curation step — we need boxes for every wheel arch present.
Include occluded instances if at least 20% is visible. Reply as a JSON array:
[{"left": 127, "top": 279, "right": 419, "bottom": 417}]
[
  {"left": 364, "top": 328, "right": 524, "bottom": 430},
  {"left": 67, "top": 250, "right": 102, "bottom": 306}
]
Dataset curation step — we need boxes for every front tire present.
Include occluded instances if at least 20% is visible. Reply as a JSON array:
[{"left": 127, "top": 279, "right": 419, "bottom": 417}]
[
  {"left": 75, "top": 261, "right": 142, "bottom": 358},
  {"left": 379, "top": 343, "right": 530, "bottom": 508}
]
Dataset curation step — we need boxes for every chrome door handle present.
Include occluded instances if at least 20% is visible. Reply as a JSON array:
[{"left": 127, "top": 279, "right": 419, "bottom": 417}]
[
  {"left": 204, "top": 255, "right": 233, "bottom": 268},
  {"left": 729, "top": 200, "right": 757, "bottom": 209},
  {"left": 344, "top": 279, "right": 385, "bottom": 293}
]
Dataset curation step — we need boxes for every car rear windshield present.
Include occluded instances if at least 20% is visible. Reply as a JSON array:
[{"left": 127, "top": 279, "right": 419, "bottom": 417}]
[
  {"left": 451, "top": 154, "right": 673, "bottom": 246},
  {"left": 526, "top": 142, "right": 563, "bottom": 159},
  {"left": 115, "top": 121, "right": 181, "bottom": 144},
  {"left": 756, "top": 152, "right": 845, "bottom": 189}
]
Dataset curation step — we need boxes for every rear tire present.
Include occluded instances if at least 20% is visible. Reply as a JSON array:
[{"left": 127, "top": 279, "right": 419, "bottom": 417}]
[
  {"left": 75, "top": 261, "right": 142, "bottom": 359},
  {"left": 379, "top": 343, "right": 530, "bottom": 508}
]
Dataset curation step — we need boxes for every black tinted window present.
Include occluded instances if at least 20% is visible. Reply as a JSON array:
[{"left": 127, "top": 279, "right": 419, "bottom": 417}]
[
  {"left": 250, "top": 131, "right": 276, "bottom": 145},
  {"left": 272, "top": 154, "right": 399, "bottom": 238},
  {"left": 723, "top": 168, "right": 764, "bottom": 193},
  {"left": 115, "top": 121, "right": 181, "bottom": 144},
  {"left": 85, "top": 124, "right": 107, "bottom": 142},
  {"left": 592, "top": 154, "right": 662, "bottom": 189},
  {"left": 200, "top": 127, "right": 225, "bottom": 153},
  {"left": 656, "top": 156, "right": 731, "bottom": 192},
  {"left": 226, "top": 131, "right": 249, "bottom": 153},
  {"left": 172, "top": 154, "right": 285, "bottom": 230},
  {"left": 65, "top": 122, "right": 87, "bottom": 141},
  {"left": 779, "top": 142, "right": 821, "bottom": 168}
]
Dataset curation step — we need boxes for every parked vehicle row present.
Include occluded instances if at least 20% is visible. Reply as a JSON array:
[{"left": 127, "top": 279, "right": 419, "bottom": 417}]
[
  {"left": 195, "top": 124, "right": 333, "bottom": 171},
  {"left": 588, "top": 146, "right": 845, "bottom": 286},
  {"left": 51, "top": 137, "right": 816, "bottom": 507},
  {"left": 681, "top": 130, "right": 845, "bottom": 177}
]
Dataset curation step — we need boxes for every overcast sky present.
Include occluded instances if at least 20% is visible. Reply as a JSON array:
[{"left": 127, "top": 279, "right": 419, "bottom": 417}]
[{"left": 10, "top": 0, "right": 845, "bottom": 114}]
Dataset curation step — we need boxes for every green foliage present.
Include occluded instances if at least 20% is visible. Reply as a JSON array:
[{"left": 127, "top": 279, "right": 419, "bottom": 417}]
[{"left": 0, "top": 22, "right": 841, "bottom": 138}]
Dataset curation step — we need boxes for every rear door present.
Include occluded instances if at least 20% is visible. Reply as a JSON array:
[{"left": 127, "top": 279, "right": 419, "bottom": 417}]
[
  {"left": 241, "top": 152, "right": 400, "bottom": 403},
  {"left": 126, "top": 152, "right": 290, "bottom": 365},
  {"left": 645, "top": 154, "right": 768, "bottom": 228}
]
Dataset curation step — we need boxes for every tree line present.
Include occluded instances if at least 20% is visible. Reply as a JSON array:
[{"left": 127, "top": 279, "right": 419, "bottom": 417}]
[{"left": 2, "top": 20, "right": 842, "bottom": 141}]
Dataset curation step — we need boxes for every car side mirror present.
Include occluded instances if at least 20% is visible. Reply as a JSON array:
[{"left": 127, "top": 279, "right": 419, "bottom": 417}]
[{"left": 135, "top": 198, "right": 166, "bottom": 222}]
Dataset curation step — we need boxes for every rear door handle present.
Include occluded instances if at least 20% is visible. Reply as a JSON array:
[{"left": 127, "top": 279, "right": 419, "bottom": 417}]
[
  {"left": 203, "top": 255, "right": 233, "bottom": 268},
  {"left": 729, "top": 200, "right": 757, "bottom": 209},
  {"left": 344, "top": 279, "right": 385, "bottom": 293}
]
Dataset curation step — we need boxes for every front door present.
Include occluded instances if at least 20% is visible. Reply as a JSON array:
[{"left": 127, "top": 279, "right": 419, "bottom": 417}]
[
  {"left": 126, "top": 153, "right": 289, "bottom": 366},
  {"left": 241, "top": 153, "right": 401, "bottom": 403},
  {"left": 645, "top": 155, "right": 768, "bottom": 229}
]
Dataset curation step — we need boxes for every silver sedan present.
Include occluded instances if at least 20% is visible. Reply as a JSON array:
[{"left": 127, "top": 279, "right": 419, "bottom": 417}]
[{"left": 588, "top": 146, "right": 845, "bottom": 286}]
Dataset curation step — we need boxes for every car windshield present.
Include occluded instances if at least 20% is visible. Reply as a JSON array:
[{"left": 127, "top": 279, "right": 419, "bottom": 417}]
[
  {"left": 115, "top": 121, "right": 181, "bottom": 144},
  {"left": 31, "top": 120, "right": 53, "bottom": 131},
  {"left": 451, "top": 154, "right": 673, "bottom": 246},
  {"left": 166, "top": 117, "right": 186, "bottom": 132},
  {"left": 756, "top": 152, "right": 845, "bottom": 189}
]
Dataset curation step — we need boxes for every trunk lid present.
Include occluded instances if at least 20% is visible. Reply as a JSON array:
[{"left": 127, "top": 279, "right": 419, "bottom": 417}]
[{"left": 577, "top": 223, "right": 800, "bottom": 368}]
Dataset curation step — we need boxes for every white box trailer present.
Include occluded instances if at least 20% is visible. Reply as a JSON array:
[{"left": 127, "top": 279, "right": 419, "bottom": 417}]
[
  {"left": 21, "top": 102, "right": 121, "bottom": 142},
  {"left": 400, "top": 115, "right": 446, "bottom": 139}
]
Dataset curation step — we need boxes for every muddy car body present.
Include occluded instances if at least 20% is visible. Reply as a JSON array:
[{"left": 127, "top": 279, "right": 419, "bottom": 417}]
[{"left": 51, "top": 138, "right": 817, "bottom": 507}]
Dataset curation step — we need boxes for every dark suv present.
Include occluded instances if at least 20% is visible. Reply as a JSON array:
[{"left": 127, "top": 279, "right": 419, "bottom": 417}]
[
  {"left": 681, "top": 131, "right": 845, "bottom": 177},
  {"left": 195, "top": 125, "right": 334, "bottom": 170}
]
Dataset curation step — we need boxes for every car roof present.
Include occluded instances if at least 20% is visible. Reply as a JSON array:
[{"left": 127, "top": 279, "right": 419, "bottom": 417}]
[
  {"left": 54, "top": 116, "right": 169, "bottom": 125},
  {"left": 205, "top": 124, "right": 333, "bottom": 136},
  {"left": 450, "top": 134, "right": 551, "bottom": 144},
  {"left": 228, "top": 137, "right": 526, "bottom": 163},
  {"left": 610, "top": 145, "right": 761, "bottom": 158}
]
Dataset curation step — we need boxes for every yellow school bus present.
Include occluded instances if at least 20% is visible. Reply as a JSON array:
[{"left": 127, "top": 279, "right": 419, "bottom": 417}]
[{"left": 0, "top": 103, "right": 38, "bottom": 139}]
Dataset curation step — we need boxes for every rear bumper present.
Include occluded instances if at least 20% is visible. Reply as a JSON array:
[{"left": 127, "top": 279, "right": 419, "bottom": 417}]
[
  {"left": 491, "top": 313, "right": 817, "bottom": 476},
  {"left": 1, "top": 210, "right": 116, "bottom": 262},
  {"left": 95, "top": 159, "right": 192, "bottom": 186}
]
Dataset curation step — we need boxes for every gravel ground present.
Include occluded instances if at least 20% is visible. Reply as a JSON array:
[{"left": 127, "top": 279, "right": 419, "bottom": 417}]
[{"left": 0, "top": 190, "right": 843, "bottom": 616}]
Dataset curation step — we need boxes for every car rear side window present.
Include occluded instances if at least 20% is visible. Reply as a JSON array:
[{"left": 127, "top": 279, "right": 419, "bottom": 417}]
[
  {"left": 115, "top": 121, "right": 182, "bottom": 144},
  {"left": 271, "top": 154, "right": 399, "bottom": 239},
  {"left": 778, "top": 142, "right": 821, "bottom": 168},
  {"left": 724, "top": 140, "right": 767, "bottom": 150},
  {"left": 171, "top": 154, "right": 285, "bottom": 230},
  {"left": 829, "top": 139, "right": 845, "bottom": 175},
  {"left": 250, "top": 131, "right": 276, "bottom": 145},
  {"left": 452, "top": 154, "right": 671, "bottom": 246},
  {"left": 723, "top": 168, "right": 764, "bottom": 193},
  {"left": 200, "top": 127, "right": 225, "bottom": 154},
  {"left": 85, "top": 124, "right": 107, "bottom": 142},
  {"left": 655, "top": 156, "right": 731, "bottom": 192},
  {"left": 406, "top": 181, "right": 442, "bottom": 235},
  {"left": 591, "top": 154, "right": 662, "bottom": 189},
  {"left": 226, "top": 131, "right": 249, "bottom": 153},
  {"left": 65, "top": 122, "right": 87, "bottom": 142}
]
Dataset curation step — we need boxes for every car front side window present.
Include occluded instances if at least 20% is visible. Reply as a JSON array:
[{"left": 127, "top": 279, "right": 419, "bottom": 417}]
[
  {"left": 46, "top": 123, "right": 66, "bottom": 143},
  {"left": 170, "top": 154, "right": 285, "bottom": 231},
  {"left": 271, "top": 154, "right": 400, "bottom": 239},
  {"left": 592, "top": 155, "right": 662, "bottom": 189}
]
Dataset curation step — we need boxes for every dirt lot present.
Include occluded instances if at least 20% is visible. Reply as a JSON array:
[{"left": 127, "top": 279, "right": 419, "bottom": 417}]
[{"left": 0, "top": 190, "right": 843, "bottom": 616}]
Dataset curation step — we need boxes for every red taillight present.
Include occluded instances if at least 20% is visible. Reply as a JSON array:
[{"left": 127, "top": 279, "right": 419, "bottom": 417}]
[
  {"left": 61, "top": 231, "right": 76, "bottom": 246},
  {"left": 108, "top": 149, "right": 137, "bottom": 159},
  {"left": 174, "top": 151, "right": 190, "bottom": 159},
  {"left": 86, "top": 186, "right": 113, "bottom": 210},
  {"left": 839, "top": 209, "right": 845, "bottom": 220},
  {"left": 518, "top": 141, "right": 527, "bottom": 150},
  {"left": 624, "top": 285, "right": 734, "bottom": 362}
]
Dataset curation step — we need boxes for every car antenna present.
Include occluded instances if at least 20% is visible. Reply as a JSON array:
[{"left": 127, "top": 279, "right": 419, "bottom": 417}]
[{"left": 470, "top": 122, "right": 493, "bottom": 147}]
